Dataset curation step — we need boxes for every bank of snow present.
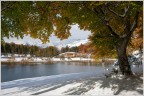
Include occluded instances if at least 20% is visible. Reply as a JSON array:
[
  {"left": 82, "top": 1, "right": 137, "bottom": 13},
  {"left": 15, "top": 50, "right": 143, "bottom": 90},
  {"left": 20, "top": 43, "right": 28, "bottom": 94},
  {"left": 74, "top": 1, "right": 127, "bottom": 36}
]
[
  {"left": 1, "top": 56, "right": 95, "bottom": 63},
  {"left": 1, "top": 71, "right": 106, "bottom": 95},
  {"left": 1, "top": 69, "right": 143, "bottom": 96}
]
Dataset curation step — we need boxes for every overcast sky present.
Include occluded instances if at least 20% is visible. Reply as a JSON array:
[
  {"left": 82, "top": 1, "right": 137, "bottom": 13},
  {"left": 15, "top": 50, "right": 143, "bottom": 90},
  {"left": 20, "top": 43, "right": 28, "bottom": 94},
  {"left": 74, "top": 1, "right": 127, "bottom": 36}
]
[{"left": 4, "top": 24, "right": 91, "bottom": 45}]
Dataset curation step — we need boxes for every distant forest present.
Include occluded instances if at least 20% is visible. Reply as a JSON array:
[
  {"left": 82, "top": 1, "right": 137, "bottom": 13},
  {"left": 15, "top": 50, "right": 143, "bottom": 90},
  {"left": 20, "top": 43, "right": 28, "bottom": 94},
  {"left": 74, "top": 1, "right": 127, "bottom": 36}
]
[{"left": 1, "top": 42, "right": 91, "bottom": 57}]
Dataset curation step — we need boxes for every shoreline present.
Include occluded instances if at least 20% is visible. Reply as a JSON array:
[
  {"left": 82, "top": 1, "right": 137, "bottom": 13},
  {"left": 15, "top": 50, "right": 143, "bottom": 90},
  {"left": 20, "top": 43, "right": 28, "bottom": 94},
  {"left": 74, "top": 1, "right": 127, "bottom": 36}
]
[
  {"left": 1, "top": 57, "right": 116, "bottom": 64},
  {"left": 1, "top": 71, "right": 143, "bottom": 95}
]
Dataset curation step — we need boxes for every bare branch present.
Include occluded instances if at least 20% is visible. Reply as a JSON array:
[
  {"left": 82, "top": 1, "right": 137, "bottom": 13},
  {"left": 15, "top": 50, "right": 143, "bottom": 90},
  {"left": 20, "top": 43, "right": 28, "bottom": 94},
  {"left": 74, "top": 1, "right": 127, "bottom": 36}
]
[{"left": 94, "top": 35, "right": 114, "bottom": 38}]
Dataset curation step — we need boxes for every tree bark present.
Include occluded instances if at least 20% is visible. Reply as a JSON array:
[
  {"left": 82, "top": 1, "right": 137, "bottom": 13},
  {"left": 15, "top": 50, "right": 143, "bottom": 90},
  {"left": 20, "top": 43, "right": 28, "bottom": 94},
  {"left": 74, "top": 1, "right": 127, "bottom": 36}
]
[{"left": 116, "top": 36, "right": 133, "bottom": 76}]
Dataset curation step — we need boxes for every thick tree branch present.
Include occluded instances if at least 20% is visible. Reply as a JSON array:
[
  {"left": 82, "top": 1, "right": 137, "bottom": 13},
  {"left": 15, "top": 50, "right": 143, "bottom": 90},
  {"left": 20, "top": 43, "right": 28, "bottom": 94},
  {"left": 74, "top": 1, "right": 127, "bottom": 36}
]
[
  {"left": 94, "top": 7, "right": 119, "bottom": 38},
  {"left": 105, "top": 22, "right": 119, "bottom": 38},
  {"left": 94, "top": 35, "right": 114, "bottom": 38},
  {"left": 107, "top": 3, "right": 129, "bottom": 18},
  {"left": 83, "top": 3, "right": 118, "bottom": 37},
  {"left": 130, "top": 11, "right": 139, "bottom": 33}
]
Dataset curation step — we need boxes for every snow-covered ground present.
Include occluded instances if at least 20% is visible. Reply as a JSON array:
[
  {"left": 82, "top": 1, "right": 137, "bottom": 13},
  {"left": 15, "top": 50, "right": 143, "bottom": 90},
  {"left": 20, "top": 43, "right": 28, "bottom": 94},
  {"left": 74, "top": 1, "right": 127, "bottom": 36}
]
[
  {"left": 1, "top": 57, "right": 94, "bottom": 63},
  {"left": 1, "top": 70, "right": 143, "bottom": 96},
  {"left": 1, "top": 53, "right": 95, "bottom": 62},
  {"left": 1, "top": 53, "right": 118, "bottom": 63}
]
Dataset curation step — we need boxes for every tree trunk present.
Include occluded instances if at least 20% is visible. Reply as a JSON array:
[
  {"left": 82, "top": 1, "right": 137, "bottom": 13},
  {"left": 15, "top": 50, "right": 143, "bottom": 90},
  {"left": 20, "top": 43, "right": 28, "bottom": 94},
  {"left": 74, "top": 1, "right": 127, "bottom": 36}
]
[{"left": 116, "top": 36, "right": 132, "bottom": 76}]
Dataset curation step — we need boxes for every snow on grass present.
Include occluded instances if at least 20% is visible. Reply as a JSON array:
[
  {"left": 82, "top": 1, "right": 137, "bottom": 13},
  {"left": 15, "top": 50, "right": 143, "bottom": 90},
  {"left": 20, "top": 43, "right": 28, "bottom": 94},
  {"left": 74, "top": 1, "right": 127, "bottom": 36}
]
[
  {"left": 38, "top": 83, "right": 82, "bottom": 95},
  {"left": 2, "top": 72, "right": 106, "bottom": 88},
  {"left": 84, "top": 81, "right": 114, "bottom": 95},
  {"left": 1, "top": 56, "right": 94, "bottom": 62},
  {"left": 1, "top": 70, "right": 143, "bottom": 96},
  {"left": 1, "top": 72, "right": 106, "bottom": 95},
  {"left": 52, "top": 57, "right": 93, "bottom": 61}
]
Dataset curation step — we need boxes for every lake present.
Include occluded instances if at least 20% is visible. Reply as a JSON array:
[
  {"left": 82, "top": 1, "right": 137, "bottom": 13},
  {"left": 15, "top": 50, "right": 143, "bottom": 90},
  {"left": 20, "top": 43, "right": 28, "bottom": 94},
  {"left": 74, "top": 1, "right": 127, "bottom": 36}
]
[{"left": 1, "top": 62, "right": 143, "bottom": 82}]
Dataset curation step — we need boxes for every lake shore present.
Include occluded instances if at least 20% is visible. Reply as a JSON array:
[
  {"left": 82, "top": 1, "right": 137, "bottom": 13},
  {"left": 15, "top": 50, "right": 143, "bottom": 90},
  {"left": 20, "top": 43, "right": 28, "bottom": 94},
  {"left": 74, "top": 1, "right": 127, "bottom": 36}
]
[
  {"left": 1, "top": 56, "right": 116, "bottom": 64},
  {"left": 1, "top": 71, "right": 143, "bottom": 96}
]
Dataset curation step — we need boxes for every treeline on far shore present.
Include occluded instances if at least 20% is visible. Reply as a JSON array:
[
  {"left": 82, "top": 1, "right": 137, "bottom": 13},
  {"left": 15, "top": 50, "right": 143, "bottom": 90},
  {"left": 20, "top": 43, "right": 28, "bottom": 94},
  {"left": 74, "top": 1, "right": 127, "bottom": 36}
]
[{"left": 1, "top": 42, "right": 91, "bottom": 57}]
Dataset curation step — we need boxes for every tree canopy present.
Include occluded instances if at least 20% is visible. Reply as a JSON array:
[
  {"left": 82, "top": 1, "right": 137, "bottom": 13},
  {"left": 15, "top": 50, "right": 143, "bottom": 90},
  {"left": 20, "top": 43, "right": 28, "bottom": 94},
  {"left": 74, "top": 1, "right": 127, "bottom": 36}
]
[{"left": 1, "top": 1, "right": 142, "bottom": 44}]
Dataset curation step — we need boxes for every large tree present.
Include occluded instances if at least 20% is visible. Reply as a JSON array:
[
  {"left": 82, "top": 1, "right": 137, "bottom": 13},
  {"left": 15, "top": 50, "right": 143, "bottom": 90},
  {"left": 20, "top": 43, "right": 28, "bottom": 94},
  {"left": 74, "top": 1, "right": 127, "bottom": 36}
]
[{"left": 1, "top": 1, "right": 143, "bottom": 75}]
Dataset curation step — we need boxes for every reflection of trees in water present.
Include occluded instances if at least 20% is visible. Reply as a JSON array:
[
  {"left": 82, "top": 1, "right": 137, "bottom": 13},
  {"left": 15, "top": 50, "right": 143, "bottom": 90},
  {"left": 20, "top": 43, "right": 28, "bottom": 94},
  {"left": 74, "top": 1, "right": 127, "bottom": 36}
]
[
  {"left": 2, "top": 63, "right": 16, "bottom": 68},
  {"left": 62, "top": 61, "right": 111, "bottom": 67}
]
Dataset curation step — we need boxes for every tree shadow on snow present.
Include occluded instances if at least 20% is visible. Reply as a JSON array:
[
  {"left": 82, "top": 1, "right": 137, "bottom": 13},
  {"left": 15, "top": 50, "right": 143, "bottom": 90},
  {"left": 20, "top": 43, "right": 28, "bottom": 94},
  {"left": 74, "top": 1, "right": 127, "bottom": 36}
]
[
  {"left": 63, "top": 73, "right": 143, "bottom": 95},
  {"left": 3, "top": 73, "right": 142, "bottom": 95},
  {"left": 99, "top": 73, "right": 143, "bottom": 95},
  {"left": 63, "top": 79, "right": 96, "bottom": 95}
]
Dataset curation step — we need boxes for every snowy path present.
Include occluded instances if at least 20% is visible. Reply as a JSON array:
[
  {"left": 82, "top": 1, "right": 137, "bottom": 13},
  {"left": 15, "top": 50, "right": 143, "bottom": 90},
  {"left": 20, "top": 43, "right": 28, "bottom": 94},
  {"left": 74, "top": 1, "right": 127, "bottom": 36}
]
[{"left": 1, "top": 71, "right": 143, "bottom": 96}]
